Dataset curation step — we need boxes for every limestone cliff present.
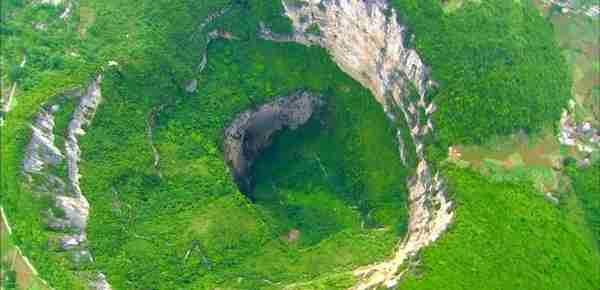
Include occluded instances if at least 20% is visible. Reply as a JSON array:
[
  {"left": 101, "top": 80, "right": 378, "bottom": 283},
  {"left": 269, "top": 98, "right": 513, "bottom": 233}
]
[
  {"left": 22, "top": 76, "right": 111, "bottom": 290},
  {"left": 261, "top": 1, "right": 454, "bottom": 288}
]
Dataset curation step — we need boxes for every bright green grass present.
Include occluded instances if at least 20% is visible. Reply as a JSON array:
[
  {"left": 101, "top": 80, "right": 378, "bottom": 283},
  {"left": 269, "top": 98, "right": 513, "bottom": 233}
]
[{"left": 401, "top": 166, "right": 600, "bottom": 290}]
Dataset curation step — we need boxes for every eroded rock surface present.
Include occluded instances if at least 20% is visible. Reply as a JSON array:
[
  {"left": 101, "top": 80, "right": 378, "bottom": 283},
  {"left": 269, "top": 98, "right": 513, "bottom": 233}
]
[
  {"left": 22, "top": 76, "right": 112, "bottom": 290},
  {"left": 66, "top": 75, "right": 103, "bottom": 199},
  {"left": 23, "top": 105, "right": 64, "bottom": 175},
  {"left": 224, "top": 91, "right": 323, "bottom": 194},
  {"left": 262, "top": 1, "right": 454, "bottom": 288}
]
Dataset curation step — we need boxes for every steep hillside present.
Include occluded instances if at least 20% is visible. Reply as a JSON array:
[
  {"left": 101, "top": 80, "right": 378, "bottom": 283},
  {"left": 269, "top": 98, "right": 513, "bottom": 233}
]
[{"left": 1, "top": 1, "right": 599, "bottom": 290}]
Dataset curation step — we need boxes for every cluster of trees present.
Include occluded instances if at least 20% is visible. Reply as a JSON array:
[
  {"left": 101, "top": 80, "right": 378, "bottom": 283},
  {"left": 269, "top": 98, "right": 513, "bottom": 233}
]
[
  {"left": 566, "top": 160, "right": 600, "bottom": 249},
  {"left": 64, "top": 1, "right": 411, "bottom": 289},
  {"left": 399, "top": 166, "right": 600, "bottom": 289},
  {"left": 4, "top": 0, "right": 591, "bottom": 289},
  {"left": 79, "top": 31, "right": 411, "bottom": 288},
  {"left": 391, "top": 0, "right": 571, "bottom": 145},
  {"left": 0, "top": 1, "right": 85, "bottom": 89}
]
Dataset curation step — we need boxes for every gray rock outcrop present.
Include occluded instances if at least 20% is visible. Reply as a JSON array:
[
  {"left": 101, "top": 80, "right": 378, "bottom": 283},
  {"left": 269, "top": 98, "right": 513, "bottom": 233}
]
[
  {"left": 23, "top": 105, "right": 64, "bottom": 175},
  {"left": 66, "top": 75, "right": 103, "bottom": 199},
  {"left": 22, "top": 75, "right": 112, "bottom": 290}
]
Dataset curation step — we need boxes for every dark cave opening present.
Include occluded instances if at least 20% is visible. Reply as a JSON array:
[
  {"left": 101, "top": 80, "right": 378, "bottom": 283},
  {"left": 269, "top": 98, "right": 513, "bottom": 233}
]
[{"left": 223, "top": 91, "right": 324, "bottom": 196}]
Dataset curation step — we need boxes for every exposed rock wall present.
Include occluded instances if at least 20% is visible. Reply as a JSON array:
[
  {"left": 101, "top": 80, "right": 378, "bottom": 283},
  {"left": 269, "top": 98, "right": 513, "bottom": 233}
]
[
  {"left": 261, "top": 0, "right": 433, "bottom": 112},
  {"left": 22, "top": 76, "right": 111, "bottom": 290},
  {"left": 224, "top": 91, "right": 323, "bottom": 194},
  {"left": 23, "top": 105, "right": 64, "bottom": 175},
  {"left": 66, "top": 75, "right": 103, "bottom": 199},
  {"left": 262, "top": 1, "right": 454, "bottom": 288}
]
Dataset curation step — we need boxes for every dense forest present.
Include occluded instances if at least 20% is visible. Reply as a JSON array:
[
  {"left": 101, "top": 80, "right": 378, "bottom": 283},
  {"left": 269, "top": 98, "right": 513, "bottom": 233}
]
[
  {"left": 79, "top": 38, "right": 413, "bottom": 288},
  {"left": 1, "top": 0, "right": 599, "bottom": 289},
  {"left": 400, "top": 166, "right": 600, "bottom": 289},
  {"left": 391, "top": 0, "right": 570, "bottom": 146}
]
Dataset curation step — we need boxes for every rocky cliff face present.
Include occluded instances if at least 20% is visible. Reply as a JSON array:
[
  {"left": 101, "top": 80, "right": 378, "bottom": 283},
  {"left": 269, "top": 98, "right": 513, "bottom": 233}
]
[
  {"left": 262, "top": 1, "right": 454, "bottom": 288},
  {"left": 22, "top": 76, "right": 111, "bottom": 290},
  {"left": 23, "top": 105, "right": 64, "bottom": 175},
  {"left": 224, "top": 91, "right": 323, "bottom": 194},
  {"left": 66, "top": 75, "right": 103, "bottom": 199}
]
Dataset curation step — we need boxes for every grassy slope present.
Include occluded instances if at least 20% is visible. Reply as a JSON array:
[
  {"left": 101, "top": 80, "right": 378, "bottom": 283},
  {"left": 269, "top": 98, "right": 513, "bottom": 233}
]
[
  {"left": 401, "top": 166, "right": 600, "bottom": 290},
  {"left": 1, "top": 70, "right": 95, "bottom": 289}
]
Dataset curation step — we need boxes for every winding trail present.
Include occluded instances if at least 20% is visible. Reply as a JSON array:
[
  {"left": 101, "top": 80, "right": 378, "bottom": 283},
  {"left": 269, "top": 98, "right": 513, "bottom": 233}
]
[{"left": 147, "top": 104, "right": 166, "bottom": 177}]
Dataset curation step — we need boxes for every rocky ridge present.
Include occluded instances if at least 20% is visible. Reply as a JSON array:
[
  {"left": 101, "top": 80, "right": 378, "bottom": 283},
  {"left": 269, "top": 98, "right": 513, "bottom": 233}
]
[
  {"left": 22, "top": 76, "right": 111, "bottom": 290},
  {"left": 262, "top": 0, "right": 454, "bottom": 288}
]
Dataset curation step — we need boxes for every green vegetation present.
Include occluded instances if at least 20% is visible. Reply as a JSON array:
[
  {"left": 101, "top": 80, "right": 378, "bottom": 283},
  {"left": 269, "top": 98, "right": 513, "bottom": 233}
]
[
  {"left": 0, "top": 1, "right": 84, "bottom": 89},
  {"left": 0, "top": 71, "right": 94, "bottom": 289},
  {"left": 2, "top": 0, "right": 597, "bottom": 289},
  {"left": 401, "top": 166, "right": 600, "bottom": 289},
  {"left": 1, "top": 227, "right": 17, "bottom": 290},
  {"left": 391, "top": 0, "right": 570, "bottom": 145},
  {"left": 539, "top": 0, "right": 600, "bottom": 123},
  {"left": 5, "top": 0, "right": 414, "bottom": 288},
  {"left": 1, "top": 1, "right": 109, "bottom": 289},
  {"left": 305, "top": 23, "right": 321, "bottom": 36},
  {"left": 79, "top": 32, "right": 410, "bottom": 287},
  {"left": 1, "top": 0, "right": 284, "bottom": 284},
  {"left": 1, "top": 229, "right": 48, "bottom": 290},
  {"left": 566, "top": 161, "right": 600, "bottom": 249}
]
